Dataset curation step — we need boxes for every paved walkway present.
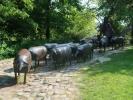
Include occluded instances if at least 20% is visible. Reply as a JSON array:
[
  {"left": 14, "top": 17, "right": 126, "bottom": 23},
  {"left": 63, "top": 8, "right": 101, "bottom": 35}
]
[{"left": 0, "top": 48, "right": 125, "bottom": 100}]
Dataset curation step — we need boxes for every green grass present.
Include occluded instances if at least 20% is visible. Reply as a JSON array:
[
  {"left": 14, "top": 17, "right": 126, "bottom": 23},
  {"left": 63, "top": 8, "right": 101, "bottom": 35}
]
[{"left": 77, "top": 46, "right": 133, "bottom": 100}]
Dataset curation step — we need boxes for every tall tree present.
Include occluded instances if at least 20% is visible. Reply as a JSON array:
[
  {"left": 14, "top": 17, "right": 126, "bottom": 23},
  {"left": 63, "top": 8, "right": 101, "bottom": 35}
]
[
  {"left": 45, "top": 0, "right": 51, "bottom": 40},
  {"left": 95, "top": 0, "right": 133, "bottom": 36}
]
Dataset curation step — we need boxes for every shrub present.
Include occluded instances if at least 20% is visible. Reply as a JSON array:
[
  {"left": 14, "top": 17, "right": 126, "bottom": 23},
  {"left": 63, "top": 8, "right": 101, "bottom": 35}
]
[{"left": 0, "top": 42, "right": 15, "bottom": 60}]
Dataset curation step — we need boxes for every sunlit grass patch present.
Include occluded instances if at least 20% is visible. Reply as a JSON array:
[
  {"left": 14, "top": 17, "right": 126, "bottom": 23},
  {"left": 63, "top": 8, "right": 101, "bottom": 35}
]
[{"left": 77, "top": 46, "right": 133, "bottom": 100}]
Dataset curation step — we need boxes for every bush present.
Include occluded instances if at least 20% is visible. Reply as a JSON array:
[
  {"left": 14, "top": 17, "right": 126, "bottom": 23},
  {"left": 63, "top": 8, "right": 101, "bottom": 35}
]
[{"left": 0, "top": 42, "right": 15, "bottom": 60}]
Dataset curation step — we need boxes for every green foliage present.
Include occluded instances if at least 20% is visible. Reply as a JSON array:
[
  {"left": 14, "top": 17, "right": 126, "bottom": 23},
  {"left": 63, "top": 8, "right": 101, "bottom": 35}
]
[
  {"left": 0, "top": 42, "right": 15, "bottom": 60},
  {"left": 0, "top": 0, "right": 132, "bottom": 60},
  {"left": 23, "top": 0, "right": 34, "bottom": 11},
  {"left": 65, "top": 8, "right": 97, "bottom": 38},
  {"left": 0, "top": 0, "right": 97, "bottom": 59},
  {"left": 96, "top": 0, "right": 133, "bottom": 35}
]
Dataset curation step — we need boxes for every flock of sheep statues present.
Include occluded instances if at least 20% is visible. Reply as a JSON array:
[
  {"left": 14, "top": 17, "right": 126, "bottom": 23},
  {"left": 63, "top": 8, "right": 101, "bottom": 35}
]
[{"left": 13, "top": 35, "right": 125, "bottom": 84}]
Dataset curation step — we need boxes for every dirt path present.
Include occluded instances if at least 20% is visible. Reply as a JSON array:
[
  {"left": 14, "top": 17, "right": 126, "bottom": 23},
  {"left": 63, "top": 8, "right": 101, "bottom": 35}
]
[{"left": 0, "top": 48, "right": 126, "bottom": 100}]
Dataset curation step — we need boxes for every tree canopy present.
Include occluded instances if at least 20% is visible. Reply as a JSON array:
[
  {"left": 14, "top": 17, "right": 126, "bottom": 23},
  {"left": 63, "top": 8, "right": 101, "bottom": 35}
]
[
  {"left": 0, "top": 0, "right": 96, "bottom": 42},
  {"left": 0, "top": 0, "right": 132, "bottom": 59}
]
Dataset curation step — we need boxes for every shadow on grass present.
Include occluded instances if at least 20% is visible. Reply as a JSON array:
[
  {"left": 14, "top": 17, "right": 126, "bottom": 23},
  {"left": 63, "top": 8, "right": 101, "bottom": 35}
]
[
  {"left": 83, "top": 48, "right": 133, "bottom": 76},
  {"left": 0, "top": 75, "right": 16, "bottom": 89}
]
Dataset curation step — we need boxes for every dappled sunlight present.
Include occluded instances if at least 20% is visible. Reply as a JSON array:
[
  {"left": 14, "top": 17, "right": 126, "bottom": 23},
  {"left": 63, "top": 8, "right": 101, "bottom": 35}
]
[
  {"left": 0, "top": 0, "right": 132, "bottom": 99},
  {"left": 78, "top": 47, "right": 133, "bottom": 100},
  {"left": 80, "top": 47, "right": 133, "bottom": 76}
]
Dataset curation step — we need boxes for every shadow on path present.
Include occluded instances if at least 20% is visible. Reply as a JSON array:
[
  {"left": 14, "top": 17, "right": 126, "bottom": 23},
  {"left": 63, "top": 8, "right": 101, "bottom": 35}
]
[
  {"left": 0, "top": 75, "right": 16, "bottom": 89},
  {"left": 4, "top": 67, "right": 14, "bottom": 73}
]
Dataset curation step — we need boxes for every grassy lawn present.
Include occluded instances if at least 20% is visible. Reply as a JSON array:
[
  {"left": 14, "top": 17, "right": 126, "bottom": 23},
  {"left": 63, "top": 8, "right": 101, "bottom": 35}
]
[{"left": 77, "top": 46, "right": 133, "bottom": 100}]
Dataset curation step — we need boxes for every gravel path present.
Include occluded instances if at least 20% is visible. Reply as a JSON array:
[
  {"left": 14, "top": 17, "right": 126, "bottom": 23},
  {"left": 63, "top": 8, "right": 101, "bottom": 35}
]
[{"left": 0, "top": 48, "right": 125, "bottom": 100}]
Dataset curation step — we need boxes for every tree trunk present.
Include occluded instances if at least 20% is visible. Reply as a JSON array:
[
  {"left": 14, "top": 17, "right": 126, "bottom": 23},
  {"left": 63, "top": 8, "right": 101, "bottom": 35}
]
[
  {"left": 45, "top": 0, "right": 51, "bottom": 40},
  {"left": 131, "top": 23, "right": 133, "bottom": 39},
  {"left": 130, "top": 21, "right": 133, "bottom": 44}
]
